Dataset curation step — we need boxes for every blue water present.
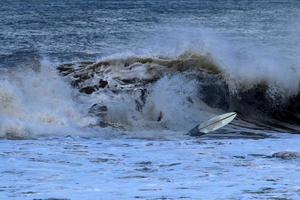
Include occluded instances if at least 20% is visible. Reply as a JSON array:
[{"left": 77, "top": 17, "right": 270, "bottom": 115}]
[
  {"left": 1, "top": 1, "right": 300, "bottom": 199},
  {"left": 1, "top": 0, "right": 299, "bottom": 61}
]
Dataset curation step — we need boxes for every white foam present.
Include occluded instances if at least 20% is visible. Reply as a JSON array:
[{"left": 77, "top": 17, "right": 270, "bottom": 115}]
[
  {"left": 137, "top": 26, "right": 300, "bottom": 96},
  {"left": 142, "top": 75, "right": 218, "bottom": 131},
  {"left": 0, "top": 58, "right": 98, "bottom": 138},
  {"left": 87, "top": 73, "right": 220, "bottom": 132}
]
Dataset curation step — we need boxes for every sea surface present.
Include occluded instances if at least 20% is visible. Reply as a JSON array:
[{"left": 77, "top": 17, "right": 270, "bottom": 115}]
[{"left": 1, "top": 0, "right": 300, "bottom": 199}]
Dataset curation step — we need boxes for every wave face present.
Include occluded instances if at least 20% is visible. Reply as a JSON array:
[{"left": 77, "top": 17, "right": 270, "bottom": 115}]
[{"left": 57, "top": 51, "right": 300, "bottom": 133}]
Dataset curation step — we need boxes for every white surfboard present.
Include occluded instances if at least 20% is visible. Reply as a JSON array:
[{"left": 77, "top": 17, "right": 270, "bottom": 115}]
[{"left": 188, "top": 112, "right": 237, "bottom": 136}]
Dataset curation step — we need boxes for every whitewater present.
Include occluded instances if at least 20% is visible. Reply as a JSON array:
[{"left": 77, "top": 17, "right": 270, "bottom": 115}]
[{"left": 1, "top": 0, "right": 300, "bottom": 199}]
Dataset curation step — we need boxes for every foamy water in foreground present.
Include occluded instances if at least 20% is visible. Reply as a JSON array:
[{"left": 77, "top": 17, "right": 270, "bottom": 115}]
[{"left": 1, "top": 134, "right": 300, "bottom": 199}]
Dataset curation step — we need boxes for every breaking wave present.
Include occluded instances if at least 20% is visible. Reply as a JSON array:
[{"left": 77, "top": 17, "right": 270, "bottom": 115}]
[
  {"left": 58, "top": 51, "right": 300, "bottom": 133},
  {"left": 0, "top": 57, "right": 100, "bottom": 139},
  {"left": 1, "top": 28, "right": 299, "bottom": 139}
]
